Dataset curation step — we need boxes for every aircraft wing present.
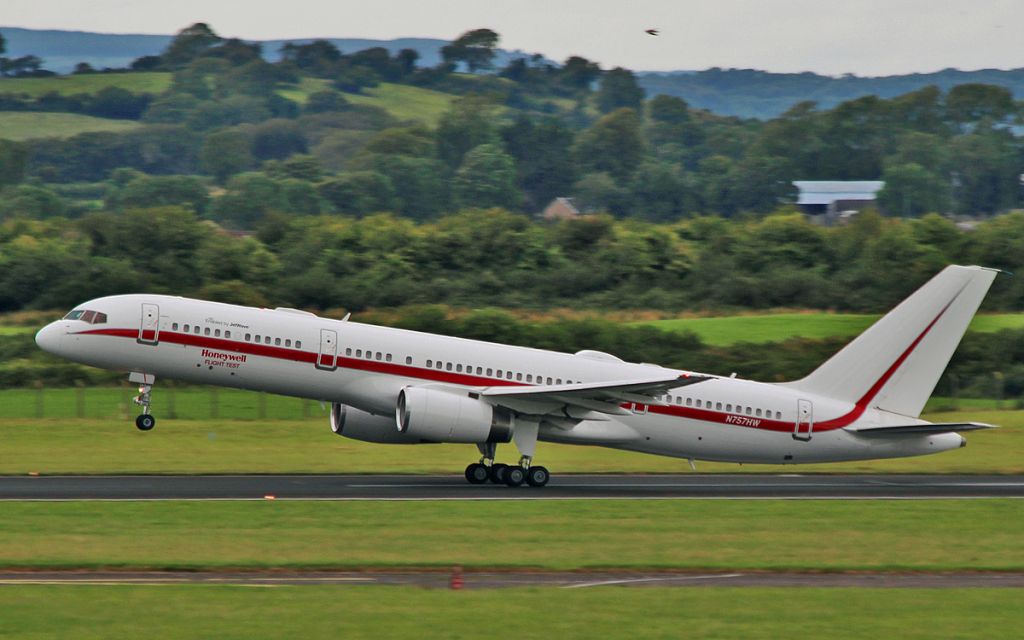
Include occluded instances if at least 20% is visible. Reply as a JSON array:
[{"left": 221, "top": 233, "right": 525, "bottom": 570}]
[
  {"left": 478, "top": 372, "right": 713, "bottom": 416},
  {"left": 845, "top": 422, "right": 996, "bottom": 436}
]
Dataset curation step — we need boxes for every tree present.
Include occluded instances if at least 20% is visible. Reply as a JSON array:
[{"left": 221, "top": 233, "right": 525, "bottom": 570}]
[
  {"left": 500, "top": 115, "right": 577, "bottom": 210},
  {"left": 597, "top": 67, "right": 644, "bottom": 113},
  {"left": 396, "top": 48, "right": 419, "bottom": 76},
  {"left": 200, "top": 130, "right": 254, "bottom": 183},
  {"left": 108, "top": 175, "right": 209, "bottom": 214},
  {"left": 440, "top": 29, "right": 499, "bottom": 73},
  {"left": 162, "top": 23, "right": 222, "bottom": 68},
  {"left": 574, "top": 108, "right": 645, "bottom": 182},
  {"left": 561, "top": 56, "right": 601, "bottom": 92},
  {"left": 318, "top": 171, "right": 397, "bottom": 216},
  {"left": 435, "top": 95, "right": 499, "bottom": 168},
  {"left": 0, "top": 140, "right": 27, "bottom": 188},
  {"left": 249, "top": 120, "right": 307, "bottom": 161},
  {"left": 453, "top": 144, "right": 521, "bottom": 210},
  {"left": 304, "top": 90, "right": 349, "bottom": 114},
  {"left": 946, "top": 84, "right": 1015, "bottom": 129}
]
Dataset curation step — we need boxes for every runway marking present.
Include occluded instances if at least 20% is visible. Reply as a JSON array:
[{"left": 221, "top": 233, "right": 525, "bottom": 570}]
[
  {"left": 1, "top": 496, "right": 1022, "bottom": 502},
  {"left": 563, "top": 574, "right": 743, "bottom": 589}
]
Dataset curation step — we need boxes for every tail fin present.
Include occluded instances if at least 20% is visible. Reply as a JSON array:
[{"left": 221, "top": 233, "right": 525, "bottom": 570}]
[{"left": 785, "top": 265, "right": 999, "bottom": 418}]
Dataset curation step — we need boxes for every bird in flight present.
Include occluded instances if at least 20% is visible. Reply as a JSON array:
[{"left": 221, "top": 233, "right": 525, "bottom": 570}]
[{"left": 645, "top": 29, "right": 659, "bottom": 36}]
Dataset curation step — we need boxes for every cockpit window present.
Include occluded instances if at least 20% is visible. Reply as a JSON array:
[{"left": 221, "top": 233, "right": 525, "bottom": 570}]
[{"left": 63, "top": 309, "right": 107, "bottom": 324}]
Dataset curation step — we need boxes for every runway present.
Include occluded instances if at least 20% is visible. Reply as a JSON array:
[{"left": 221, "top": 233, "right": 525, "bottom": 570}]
[
  {"left": 2, "top": 473, "right": 1023, "bottom": 500},
  {"left": 1, "top": 569, "right": 1022, "bottom": 589}
]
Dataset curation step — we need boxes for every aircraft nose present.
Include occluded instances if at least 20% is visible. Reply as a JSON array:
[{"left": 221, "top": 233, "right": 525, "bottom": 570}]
[{"left": 35, "top": 322, "right": 64, "bottom": 355}]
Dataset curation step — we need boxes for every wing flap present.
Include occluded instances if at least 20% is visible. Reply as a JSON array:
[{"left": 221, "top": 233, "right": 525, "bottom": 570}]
[{"left": 846, "top": 422, "right": 996, "bottom": 436}]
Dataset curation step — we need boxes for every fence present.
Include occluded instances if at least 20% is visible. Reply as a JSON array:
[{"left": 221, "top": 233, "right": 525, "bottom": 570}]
[{"left": 0, "top": 386, "right": 323, "bottom": 420}]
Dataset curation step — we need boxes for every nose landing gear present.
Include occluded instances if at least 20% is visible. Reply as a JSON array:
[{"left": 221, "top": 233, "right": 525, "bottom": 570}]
[{"left": 129, "top": 372, "right": 156, "bottom": 431}]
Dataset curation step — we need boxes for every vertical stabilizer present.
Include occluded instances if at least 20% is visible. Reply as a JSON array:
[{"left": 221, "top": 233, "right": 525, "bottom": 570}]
[{"left": 785, "top": 265, "right": 998, "bottom": 418}]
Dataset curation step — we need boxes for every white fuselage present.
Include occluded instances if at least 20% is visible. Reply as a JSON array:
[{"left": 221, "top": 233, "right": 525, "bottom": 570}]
[{"left": 36, "top": 294, "right": 965, "bottom": 465}]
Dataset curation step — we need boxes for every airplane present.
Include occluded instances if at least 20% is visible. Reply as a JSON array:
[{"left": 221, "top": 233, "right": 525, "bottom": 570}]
[{"left": 35, "top": 264, "right": 998, "bottom": 488}]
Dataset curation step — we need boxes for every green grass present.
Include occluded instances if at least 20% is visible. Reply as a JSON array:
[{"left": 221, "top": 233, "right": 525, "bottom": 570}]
[
  {"left": 345, "top": 83, "right": 454, "bottom": 124},
  {"left": 0, "top": 111, "right": 141, "bottom": 141},
  {"left": 0, "top": 72, "right": 171, "bottom": 97},
  {"left": 0, "top": 586, "right": 1020, "bottom": 640},
  {"left": 278, "top": 80, "right": 454, "bottom": 124},
  {"left": 1, "top": 500, "right": 1021, "bottom": 571},
  {"left": 0, "top": 401, "right": 1017, "bottom": 474},
  {"left": 634, "top": 312, "right": 1024, "bottom": 346},
  {"left": 0, "top": 326, "right": 33, "bottom": 335}
]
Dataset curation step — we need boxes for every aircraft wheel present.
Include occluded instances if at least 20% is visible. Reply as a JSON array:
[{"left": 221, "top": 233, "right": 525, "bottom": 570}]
[
  {"left": 489, "top": 463, "right": 508, "bottom": 484},
  {"left": 505, "top": 466, "right": 526, "bottom": 487},
  {"left": 526, "top": 466, "right": 550, "bottom": 487},
  {"left": 465, "top": 463, "right": 489, "bottom": 484},
  {"left": 135, "top": 414, "right": 156, "bottom": 431}
]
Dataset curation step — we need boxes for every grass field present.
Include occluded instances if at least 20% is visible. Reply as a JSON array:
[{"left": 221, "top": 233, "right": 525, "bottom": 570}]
[
  {"left": 1, "top": 500, "right": 1021, "bottom": 571},
  {"left": 344, "top": 83, "right": 455, "bottom": 124},
  {"left": 0, "top": 72, "right": 172, "bottom": 97},
  {"left": 0, "top": 406, "right": 1017, "bottom": 475},
  {"left": 0, "top": 586, "right": 1019, "bottom": 640},
  {"left": 633, "top": 312, "right": 1024, "bottom": 346},
  {"left": 0, "top": 111, "right": 141, "bottom": 140}
]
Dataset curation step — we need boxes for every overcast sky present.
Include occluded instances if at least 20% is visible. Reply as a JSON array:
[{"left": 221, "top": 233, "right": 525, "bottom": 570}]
[{"left": 3, "top": 0, "right": 1023, "bottom": 76}]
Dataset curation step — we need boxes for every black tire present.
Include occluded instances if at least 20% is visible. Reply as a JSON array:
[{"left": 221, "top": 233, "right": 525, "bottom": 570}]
[
  {"left": 489, "top": 463, "right": 508, "bottom": 484},
  {"left": 505, "top": 466, "right": 526, "bottom": 487},
  {"left": 135, "top": 414, "right": 156, "bottom": 431},
  {"left": 526, "top": 466, "right": 550, "bottom": 487},
  {"left": 465, "top": 463, "right": 489, "bottom": 484}
]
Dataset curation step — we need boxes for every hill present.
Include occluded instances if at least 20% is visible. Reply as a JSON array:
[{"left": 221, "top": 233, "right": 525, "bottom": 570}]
[
  {"left": 639, "top": 67, "right": 1024, "bottom": 119},
  {"left": 0, "top": 27, "right": 548, "bottom": 74}
]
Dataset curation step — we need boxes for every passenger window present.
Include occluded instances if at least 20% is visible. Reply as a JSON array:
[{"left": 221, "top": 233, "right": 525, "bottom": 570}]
[
  {"left": 686, "top": 398, "right": 692, "bottom": 406},
  {"left": 776, "top": 411, "right": 781, "bottom": 420},
  {"left": 526, "top": 374, "right": 533, "bottom": 382},
  {"left": 487, "top": 368, "right": 493, "bottom": 376},
  {"left": 185, "top": 324, "right": 191, "bottom": 332},
  {"left": 285, "top": 339, "right": 291, "bottom": 347},
  {"left": 436, "top": 361, "right": 443, "bottom": 370},
  {"left": 204, "top": 328, "right": 210, "bottom": 336},
  {"left": 405, "top": 356, "right": 412, "bottom": 365},
  {"left": 516, "top": 373, "right": 523, "bottom": 381},
  {"left": 172, "top": 323, "right": 179, "bottom": 331},
  {"left": 215, "top": 329, "right": 221, "bottom": 337},
  {"left": 346, "top": 348, "right": 352, "bottom": 355},
  {"left": 457, "top": 364, "right": 463, "bottom": 372},
  {"left": 225, "top": 331, "right": 231, "bottom": 339},
  {"left": 547, "top": 377, "right": 553, "bottom": 385},
  {"left": 296, "top": 341, "right": 301, "bottom": 349},
  {"left": 476, "top": 366, "right": 483, "bottom": 375},
  {"left": 556, "top": 379, "right": 562, "bottom": 385},
  {"left": 507, "top": 371, "right": 513, "bottom": 380},
  {"left": 194, "top": 326, "right": 201, "bottom": 335},
  {"left": 376, "top": 352, "right": 382, "bottom": 361},
  {"left": 356, "top": 349, "right": 362, "bottom": 357},
  {"left": 446, "top": 363, "right": 452, "bottom": 371},
  {"left": 756, "top": 409, "right": 762, "bottom": 417},
  {"left": 275, "top": 338, "right": 281, "bottom": 346},
  {"left": 264, "top": 336, "right": 271, "bottom": 345},
  {"left": 426, "top": 359, "right": 433, "bottom": 367},
  {"left": 715, "top": 402, "right": 722, "bottom": 410},
  {"left": 726, "top": 404, "right": 732, "bottom": 412},
  {"left": 386, "top": 354, "right": 392, "bottom": 362},
  {"left": 746, "top": 407, "right": 752, "bottom": 416},
  {"left": 245, "top": 333, "right": 251, "bottom": 341}
]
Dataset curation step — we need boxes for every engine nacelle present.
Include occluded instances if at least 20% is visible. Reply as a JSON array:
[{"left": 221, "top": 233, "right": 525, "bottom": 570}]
[
  {"left": 396, "top": 386, "right": 513, "bottom": 444},
  {"left": 331, "top": 403, "right": 420, "bottom": 444}
]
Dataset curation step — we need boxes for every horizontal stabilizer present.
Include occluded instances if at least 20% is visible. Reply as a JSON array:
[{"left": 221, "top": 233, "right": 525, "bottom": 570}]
[{"left": 846, "top": 422, "right": 996, "bottom": 436}]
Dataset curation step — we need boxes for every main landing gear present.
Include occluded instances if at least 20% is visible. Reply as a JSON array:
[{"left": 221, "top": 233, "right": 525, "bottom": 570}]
[
  {"left": 130, "top": 372, "right": 156, "bottom": 431},
  {"left": 464, "top": 424, "right": 550, "bottom": 488}
]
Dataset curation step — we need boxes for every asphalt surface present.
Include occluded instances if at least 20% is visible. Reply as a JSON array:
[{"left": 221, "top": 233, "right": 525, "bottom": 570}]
[
  {"left": 0, "top": 570, "right": 1022, "bottom": 589},
  {"left": 1, "top": 474, "right": 1023, "bottom": 500}
]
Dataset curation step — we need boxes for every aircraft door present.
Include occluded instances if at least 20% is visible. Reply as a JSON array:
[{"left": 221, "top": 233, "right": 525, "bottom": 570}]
[
  {"left": 138, "top": 303, "right": 160, "bottom": 345},
  {"left": 316, "top": 328, "right": 338, "bottom": 371},
  {"left": 793, "top": 399, "right": 813, "bottom": 441}
]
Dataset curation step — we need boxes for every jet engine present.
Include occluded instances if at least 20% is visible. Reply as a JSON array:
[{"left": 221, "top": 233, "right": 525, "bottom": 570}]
[
  {"left": 396, "top": 386, "right": 514, "bottom": 444},
  {"left": 331, "top": 402, "right": 420, "bottom": 444}
]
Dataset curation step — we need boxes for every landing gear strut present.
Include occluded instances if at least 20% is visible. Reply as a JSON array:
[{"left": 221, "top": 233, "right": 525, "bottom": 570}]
[
  {"left": 464, "top": 425, "right": 550, "bottom": 488},
  {"left": 130, "top": 372, "right": 156, "bottom": 431}
]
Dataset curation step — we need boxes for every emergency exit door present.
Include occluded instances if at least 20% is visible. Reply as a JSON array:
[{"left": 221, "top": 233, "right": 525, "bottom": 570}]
[
  {"left": 316, "top": 328, "right": 338, "bottom": 371},
  {"left": 138, "top": 303, "right": 160, "bottom": 345},
  {"left": 793, "top": 399, "right": 813, "bottom": 441}
]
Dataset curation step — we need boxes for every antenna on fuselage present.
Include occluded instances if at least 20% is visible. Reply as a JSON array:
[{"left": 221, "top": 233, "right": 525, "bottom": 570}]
[{"left": 341, "top": 313, "right": 351, "bottom": 322}]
